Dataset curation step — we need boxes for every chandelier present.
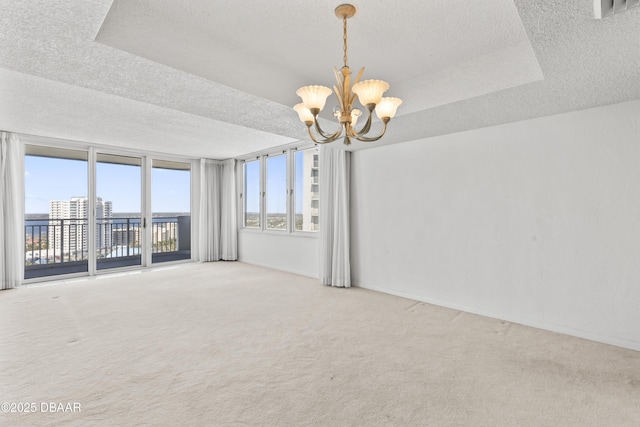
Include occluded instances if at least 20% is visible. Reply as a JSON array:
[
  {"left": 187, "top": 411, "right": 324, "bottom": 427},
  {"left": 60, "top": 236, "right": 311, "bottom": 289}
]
[{"left": 293, "top": 4, "right": 402, "bottom": 146}]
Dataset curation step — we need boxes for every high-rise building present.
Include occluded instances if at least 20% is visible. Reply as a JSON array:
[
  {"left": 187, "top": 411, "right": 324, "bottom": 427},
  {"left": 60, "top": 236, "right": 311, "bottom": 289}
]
[
  {"left": 302, "top": 150, "right": 319, "bottom": 231},
  {"left": 48, "top": 197, "right": 113, "bottom": 258},
  {"left": 97, "top": 199, "right": 113, "bottom": 252}
]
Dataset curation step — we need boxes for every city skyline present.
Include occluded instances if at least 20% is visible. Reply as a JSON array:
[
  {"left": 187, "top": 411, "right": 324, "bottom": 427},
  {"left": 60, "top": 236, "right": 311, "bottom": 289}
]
[
  {"left": 25, "top": 156, "right": 191, "bottom": 214},
  {"left": 26, "top": 152, "right": 311, "bottom": 216},
  {"left": 48, "top": 196, "right": 113, "bottom": 254}
]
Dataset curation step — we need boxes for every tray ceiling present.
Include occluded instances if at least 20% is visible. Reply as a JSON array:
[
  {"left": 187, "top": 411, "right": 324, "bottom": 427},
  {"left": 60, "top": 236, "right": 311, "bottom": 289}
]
[{"left": 1, "top": 1, "right": 640, "bottom": 158}]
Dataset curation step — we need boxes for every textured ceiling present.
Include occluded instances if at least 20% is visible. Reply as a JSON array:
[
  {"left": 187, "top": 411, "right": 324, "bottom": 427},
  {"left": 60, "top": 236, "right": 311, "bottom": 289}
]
[
  {"left": 1, "top": 1, "right": 640, "bottom": 159},
  {"left": 96, "top": 0, "right": 542, "bottom": 114}
]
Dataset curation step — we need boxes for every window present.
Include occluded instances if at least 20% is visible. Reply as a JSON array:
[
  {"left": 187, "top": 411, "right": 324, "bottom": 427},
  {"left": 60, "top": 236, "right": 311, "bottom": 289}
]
[
  {"left": 24, "top": 146, "right": 89, "bottom": 279},
  {"left": 243, "top": 159, "right": 261, "bottom": 228},
  {"left": 152, "top": 159, "right": 191, "bottom": 263},
  {"left": 266, "top": 154, "right": 287, "bottom": 230},
  {"left": 294, "top": 147, "right": 319, "bottom": 232},
  {"left": 23, "top": 140, "right": 195, "bottom": 282},
  {"left": 241, "top": 147, "right": 319, "bottom": 233},
  {"left": 96, "top": 154, "right": 142, "bottom": 270}
]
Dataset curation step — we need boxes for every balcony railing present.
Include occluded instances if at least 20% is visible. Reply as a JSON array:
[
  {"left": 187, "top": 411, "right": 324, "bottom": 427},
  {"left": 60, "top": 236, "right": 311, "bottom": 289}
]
[
  {"left": 25, "top": 218, "right": 88, "bottom": 265},
  {"left": 24, "top": 216, "right": 190, "bottom": 279}
]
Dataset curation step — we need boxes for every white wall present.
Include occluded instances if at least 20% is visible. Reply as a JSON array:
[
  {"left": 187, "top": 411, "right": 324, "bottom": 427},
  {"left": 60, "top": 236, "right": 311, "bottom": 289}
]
[
  {"left": 238, "top": 231, "right": 318, "bottom": 278},
  {"left": 351, "top": 99, "right": 640, "bottom": 351}
]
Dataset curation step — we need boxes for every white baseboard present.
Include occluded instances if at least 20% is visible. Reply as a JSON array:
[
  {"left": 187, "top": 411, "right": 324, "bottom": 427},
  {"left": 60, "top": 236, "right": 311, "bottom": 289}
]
[
  {"left": 354, "top": 282, "right": 640, "bottom": 352},
  {"left": 238, "top": 259, "right": 318, "bottom": 280}
]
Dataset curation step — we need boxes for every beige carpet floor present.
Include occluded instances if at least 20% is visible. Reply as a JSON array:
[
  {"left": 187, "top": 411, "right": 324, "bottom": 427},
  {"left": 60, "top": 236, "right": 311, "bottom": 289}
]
[{"left": 1, "top": 262, "right": 639, "bottom": 426}]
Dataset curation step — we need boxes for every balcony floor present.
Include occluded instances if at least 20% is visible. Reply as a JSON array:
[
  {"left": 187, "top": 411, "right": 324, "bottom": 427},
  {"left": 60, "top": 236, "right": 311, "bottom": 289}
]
[{"left": 24, "top": 251, "right": 191, "bottom": 280}]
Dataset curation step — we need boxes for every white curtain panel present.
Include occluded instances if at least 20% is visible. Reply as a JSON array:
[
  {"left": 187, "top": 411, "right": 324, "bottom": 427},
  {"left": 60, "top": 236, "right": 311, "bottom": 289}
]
[
  {"left": 198, "top": 158, "right": 238, "bottom": 262},
  {"left": 220, "top": 159, "right": 238, "bottom": 260},
  {"left": 0, "top": 132, "right": 24, "bottom": 290},
  {"left": 318, "top": 145, "right": 351, "bottom": 287},
  {"left": 199, "top": 159, "right": 221, "bottom": 262}
]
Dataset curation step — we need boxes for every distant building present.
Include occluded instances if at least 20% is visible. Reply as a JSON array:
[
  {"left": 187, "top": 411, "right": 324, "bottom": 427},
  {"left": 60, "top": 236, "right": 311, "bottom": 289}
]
[
  {"left": 302, "top": 150, "right": 319, "bottom": 231},
  {"left": 112, "top": 225, "right": 140, "bottom": 249},
  {"left": 97, "top": 198, "right": 113, "bottom": 252},
  {"left": 48, "top": 197, "right": 113, "bottom": 258}
]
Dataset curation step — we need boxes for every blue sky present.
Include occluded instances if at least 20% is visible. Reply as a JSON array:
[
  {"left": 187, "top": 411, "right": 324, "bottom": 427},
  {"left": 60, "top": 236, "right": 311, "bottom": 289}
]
[
  {"left": 151, "top": 167, "right": 190, "bottom": 212},
  {"left": 266, "top": 155, "right": 287, "bottom": 214},
  {"left": 245, "top": 152, "right": 307, "bottom": 214},
  {"left": 25, "top": 156, "right": 190, "bottom": 214},
  {"left": 26, "top": 151, "right": 308, "bottom": 215},
  {"left": 244, "top": 159, "right": 261, "bottom": 213}
]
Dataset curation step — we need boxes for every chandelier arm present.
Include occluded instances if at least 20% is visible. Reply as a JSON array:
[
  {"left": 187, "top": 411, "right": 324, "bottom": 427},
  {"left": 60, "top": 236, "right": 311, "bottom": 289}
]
[
  {"left": 354, "top": 121, "right": 388, "bottom": 142},
  {"left": 313, "top": 117, "right": 343, "bottom": 141},
  {"left": 345, "top": 123, "right": 355, "bottom": 138},
  {"left": 353, "top": 108, "right": 374, "bottom": 136},
  {"left": 307, "top": 125, "right": 341, "bottom": 144}
]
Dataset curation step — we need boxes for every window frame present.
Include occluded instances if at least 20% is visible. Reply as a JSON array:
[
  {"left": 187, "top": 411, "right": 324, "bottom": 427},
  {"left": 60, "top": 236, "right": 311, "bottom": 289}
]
[
  {"left": 242, "top": 157, "right": 262, "bottom": 229},
  {"left": 292, "top": 146, "right": 320, "bottom": 233},
  {"left": 21, "top": 135, "right": 197, "bottom": 284},
  {"left": 238, "top": 145, "right": 318, "bottom": 235},
  {"left": 265, "top": 152, "right": 288, "bottom": 231}
]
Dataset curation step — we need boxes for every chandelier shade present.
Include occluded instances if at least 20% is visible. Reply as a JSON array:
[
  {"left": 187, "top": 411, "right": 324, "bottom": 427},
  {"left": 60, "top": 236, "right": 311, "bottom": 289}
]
[
  {"left": 293, "top": 103, "right": 315, "bottom": 123},
  {"left": 293, "top": 4, "right": 402, "bottom": 145},
  {"left": 352, "top": 80, "right": 390, "bottom": 108},
  {"left": 375, "top": 97, "right": 403, "bottom": 121},
  {"left": 296, "top": 85, "right": 332, "bottom": 112}
]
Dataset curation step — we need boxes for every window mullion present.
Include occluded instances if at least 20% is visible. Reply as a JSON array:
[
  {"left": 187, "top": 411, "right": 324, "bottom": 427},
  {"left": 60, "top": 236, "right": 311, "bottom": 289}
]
[
  {"left": 261, "top": 155, "right": 266, "bottom": 231},
  {"left": 288, "top": 149, "right": 294, "bottom": 233}
]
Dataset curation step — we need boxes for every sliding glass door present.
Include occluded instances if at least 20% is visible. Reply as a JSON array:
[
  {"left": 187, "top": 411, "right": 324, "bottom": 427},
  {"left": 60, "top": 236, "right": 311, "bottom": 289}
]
[
  {"left": 151, "top": 159, "right": 191, "bottom": 263},
  {"left": 24, "top": 146, "right": 89, "bottom": 279},
  {"left": 96, "top": 154, "right": 142, "bottom": 270},
  {"left": 24, "top": 144, "right": 192, "bottom": 280}
]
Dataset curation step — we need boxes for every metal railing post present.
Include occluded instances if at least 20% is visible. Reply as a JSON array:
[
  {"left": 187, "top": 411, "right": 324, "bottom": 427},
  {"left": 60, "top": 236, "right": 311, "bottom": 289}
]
[
  {"left": 127, "top": 218, "right": 131, "bottom": 257},
  {"left": 60, "top": 219, "right": 65, "bottom": 263}
]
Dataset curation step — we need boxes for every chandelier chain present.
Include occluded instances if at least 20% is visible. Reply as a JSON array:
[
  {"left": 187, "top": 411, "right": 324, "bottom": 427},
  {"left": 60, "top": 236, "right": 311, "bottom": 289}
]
[{"left": 343, "top": 15, "right": 348, "bottom": 68}]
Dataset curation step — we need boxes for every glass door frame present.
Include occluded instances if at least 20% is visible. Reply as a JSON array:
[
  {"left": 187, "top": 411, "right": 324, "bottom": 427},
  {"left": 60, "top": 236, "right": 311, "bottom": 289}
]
[
  {"left": 90, "top": 151, "right": 195, "bottom": 274},
  {"left": 89, "top": 148, "right": 148, "bottom": 275},
  {"left": 21, "top": 134, "right": 196, "bottom": 283},
  {"left": 150, "top": 158, "right": 193, "bottom": 264}
]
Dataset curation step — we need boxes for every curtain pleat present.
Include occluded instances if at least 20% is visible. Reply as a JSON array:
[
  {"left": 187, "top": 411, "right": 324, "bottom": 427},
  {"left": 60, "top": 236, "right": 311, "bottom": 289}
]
[
  {"left": 1, "top": 132, "right": 24, "bottom": 290},
  {"left": 220, "top": 159, "right": 238, "bottom": 260},
  {"left": 198, "top": 158, "right": 237, "bottom": 262},
  {"left": 199, "top": 159, "right": 221, "bottom": 261},
  {"left": 319, "top": 146, "right": 351, "bottom": 287}
]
